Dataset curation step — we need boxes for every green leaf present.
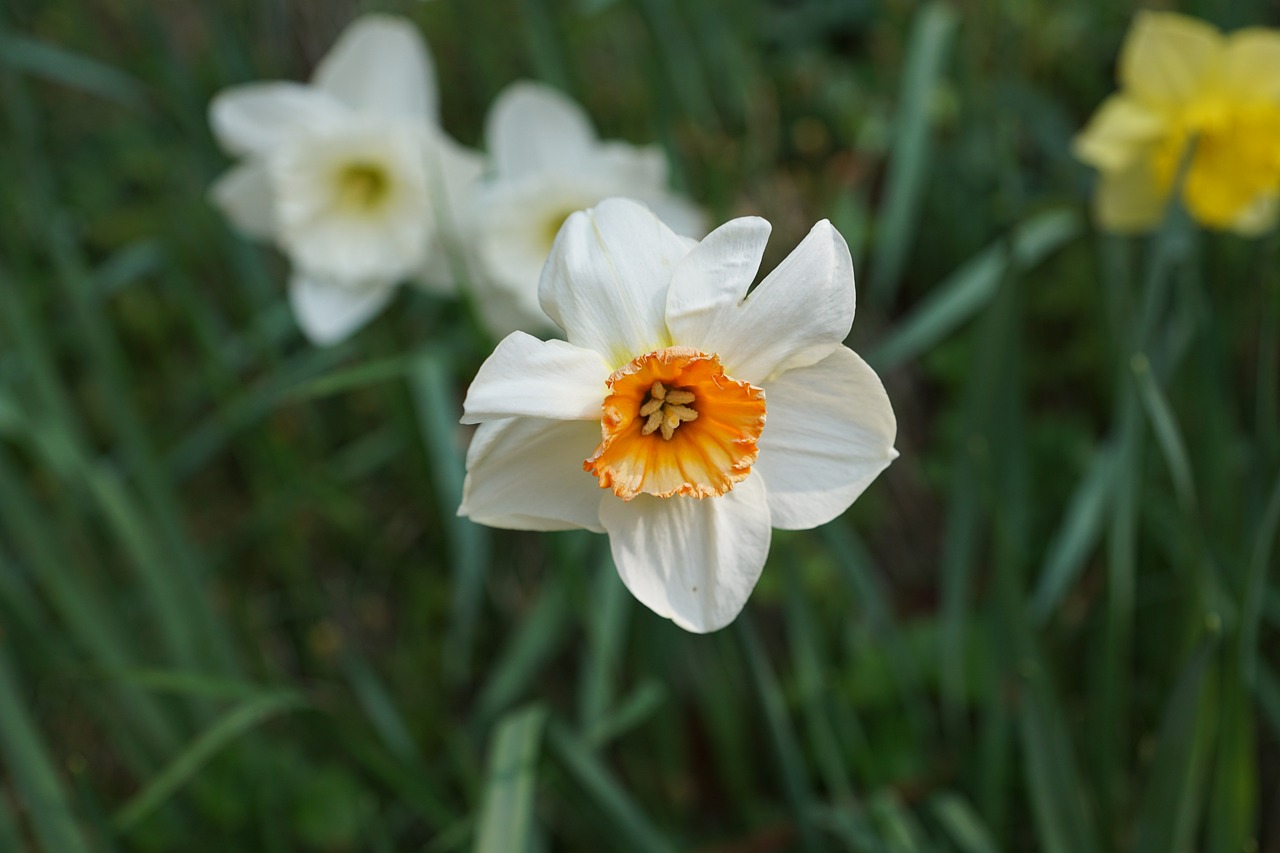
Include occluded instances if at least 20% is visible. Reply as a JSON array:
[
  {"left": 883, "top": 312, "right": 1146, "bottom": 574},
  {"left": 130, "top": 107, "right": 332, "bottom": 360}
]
[
  {"left": 1240, "top": 473, "right": 1280, "bottom": 685},
  {"left": 1030, "top": 443, "right": 1119, "bottom": 622},
  {"left": 410, "top": 351, "right": 492, "bottom": 682},
  {"left": 930, "top": 793, "right": 999, "bottom": 853},
  {"left": 0, "top": 646, "right": 94, "bottom": 853},
  {"left": 1018, "top": 664, "right": 1100, "bottom": 853},
  {"left": 476, "top": 581, "right": 571, "bottom": 724},
  {"left": 546, "top": 722, "right": 672, "bottom": 853},
  {"left": 872, "top": 209, "right": 1081, "bottom": 370},
  {"left": 868, "top": 0, "right": 959, "bottom": 306},
  {"left": 113, "top": 690, "right": 307, "bottom": 832},
  {"left": 736, "top": 614, "right": 820, "bottom": 852},
  {"left": 474, "top": 704, "right": 548, "bottom": 853},
  {"left": 1133, "top": 646, "right": 1213, "bottom": 853},
  {"left": 0, "top": 33, "right": 146, "bottom": 110},
  {"left": 1132, "top": 354, "right": 1197, "bottom": 514}
]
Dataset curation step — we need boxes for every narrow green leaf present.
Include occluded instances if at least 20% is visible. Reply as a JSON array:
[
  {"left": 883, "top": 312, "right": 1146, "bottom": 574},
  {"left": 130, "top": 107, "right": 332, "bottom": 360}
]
[
  {"left": 736, "top": 614, "right": 820, "bottom": 852},
  {"left": 475, "top": 582, "right": 571, "bottom": 724},
  {"left": 474, "top": 704, "right": 548, "bottom": 853},
  {"left": 410, "top": 352, "right": 491, "bottom": 681},
  {"left": 1133, "top": 647, "right": 1213, "bottom": 853},
  {"left": 1241, "top": 473, "right": 1280, "bottom": 685},
  {"left": 578, "top": 553, "right": 631, "bottom": 731},
  {"left": 0, "top": 33, "right": 146, "bottom": 110},
  {"left": 546, "top": 722, "right": 672, "bottom": 853},
  {"left": 867, "top": 789, "right": 927, "bottom": 852},
  {"left": 1132, "top": 353, "right": 1197, "bottom": 514},
  {"left": 342, "top": 654, "right": 422, "bottom": 765},
  {"left": 1206, "top": 673, "right": 1256, "bottom": 853},
  {"left": 584, "top": 681, "right": 667, "bottom": 748},
  {"left": 113, "top": 690, "right": 307, "bottom": 832},
  {"left": 872, "top": 209, "right": 1080, "bottom": 369},
  {"left": 1029, "top": 443, "right": 1118, "bottom": 622},
  {"left": 930, "top": 793, "right": 999, "bottom": 853},
  {"left": 0, "top": 646, "right": 93, "bottom": 853},
  {"left": 1018, "top": 664, "right": 1100, "bottom": 853},
  {"left": 869, "top": 0, "right": 959, "bottom": 306},
  {"left": 784, "top": 568, "right": 855, "bottom": 804}
]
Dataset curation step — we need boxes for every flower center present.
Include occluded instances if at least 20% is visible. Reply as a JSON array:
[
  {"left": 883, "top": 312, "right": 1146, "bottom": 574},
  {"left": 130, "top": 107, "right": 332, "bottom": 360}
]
[
  {"left": 584, "top": 347, "right": 766, "bottom": 501},
  {"left": 638, "top": 380, "right": 698, "bottom": 440},
  {"left": 542, "top": 207, "right": 578, "bottom": 250},
  {"left": 337, "top": 162, "right": 390, "bottom": 211},
  {"left": 1152, "top": 101, "right": 1280, "bottom": 227}
]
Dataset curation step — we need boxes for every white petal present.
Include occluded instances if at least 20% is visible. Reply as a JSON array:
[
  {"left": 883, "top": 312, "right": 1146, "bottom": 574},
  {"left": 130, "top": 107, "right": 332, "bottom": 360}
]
[
  {"left": 208, "top": 161, "right": 277, "bottom": 239},
  {"left": 485, "top": 81, "right": 598, "bottom": 178},
  {"left": 459, "top": 417, "right": 606, "bottom": 532},
  {"left": 270, "top": 123, "right": 433, "bottom": 284},
  {"left": 288, "top": 274, "right": 397, "bottom": 346},
  {"left": 540, "top": 198, "right": 693, "bottom": 367},
  {"left": 590, "top": 143, "right": 668, "bottom": 187},
  {"left": 461, "top": 332, "right": 611, "bottom": 424},
  {"left": 755, "top": 347, "right": 897, "bottom": 530},
  {"left": 312, "top": 14, "right": 437, "bottom": 121},
  {"left": 667, "top": 218, "right": 855, "bottom": 384},
  {"left": 600, "top": 473, "right": 771, "bottom": 633},
  {"left": 416, "top": 132, "right": 488, "bottom": 294},
  {"left": 209, "top": 83, "right": 343, "bottom": 156},
  {"left": 664, "top": 214, "right": 771, "bottom": 343}
]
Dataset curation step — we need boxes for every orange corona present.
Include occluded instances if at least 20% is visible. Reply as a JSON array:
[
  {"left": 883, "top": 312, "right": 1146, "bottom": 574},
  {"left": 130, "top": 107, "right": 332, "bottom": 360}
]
[{"left": 584, "top": 347, "right": 766, "bottom": 501}]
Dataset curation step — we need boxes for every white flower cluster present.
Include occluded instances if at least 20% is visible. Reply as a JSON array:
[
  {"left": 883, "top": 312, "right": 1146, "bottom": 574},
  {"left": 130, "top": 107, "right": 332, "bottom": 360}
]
[
  {"left": 208, "top": 14, "right": 897, "bottom": 633},
  {"left": 208, "top": 14, "right": 703, "bottom": 346}
]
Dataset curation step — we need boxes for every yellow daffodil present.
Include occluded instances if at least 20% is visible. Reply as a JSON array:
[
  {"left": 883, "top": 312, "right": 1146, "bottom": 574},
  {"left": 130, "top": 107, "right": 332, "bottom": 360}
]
[
  {"left": 1075, "top": 11, "right": 1280, "bottom": 234},
  {"left": 458, "top": 199, "right": 897, "bottom": 633},
  {"left": 208, "top": 15, "right": 481, "bottom": 344}
]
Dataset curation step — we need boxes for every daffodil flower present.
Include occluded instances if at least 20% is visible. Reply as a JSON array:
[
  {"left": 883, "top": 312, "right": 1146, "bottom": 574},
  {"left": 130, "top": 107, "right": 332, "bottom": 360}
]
[
  {"left": 459, "top": 199, "right": 897, "bottom": 633},
  {"left": 464, "top": 82, "right": 705, "bottom": 337},
  {"left": 208, "top": 15, "right": 482, "bottom": 345},
  {"left": 1075, "top": 11, "right": 1280, "bottom": 234}
]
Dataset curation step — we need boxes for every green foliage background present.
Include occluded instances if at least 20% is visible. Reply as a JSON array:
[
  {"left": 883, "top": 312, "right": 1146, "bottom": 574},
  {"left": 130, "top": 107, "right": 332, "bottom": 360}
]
[{"left": 0, "top": 0, "right": 1278, "bottom": 850}]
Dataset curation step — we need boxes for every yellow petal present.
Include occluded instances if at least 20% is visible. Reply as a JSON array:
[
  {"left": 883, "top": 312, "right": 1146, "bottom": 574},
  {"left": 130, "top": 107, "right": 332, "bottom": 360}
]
[
  {"left": 1074, "top": 95, "right": 1166, "bottom": 171},
  {"left": 1094, "top": 159, "right": 1167, "bottom": 233},
  {"left": 1120, "top": 11, "right": 1223, "bottom": 109},
  {"left": 1227, "top": 195, "right": 1278, "bottom": 237},
  {"left": 1217, "top": 29, "right": 1280, "bottom": 101}
]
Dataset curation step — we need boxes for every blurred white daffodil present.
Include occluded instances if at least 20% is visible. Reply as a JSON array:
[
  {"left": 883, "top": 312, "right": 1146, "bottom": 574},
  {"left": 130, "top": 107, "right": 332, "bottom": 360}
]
[
  {"left": 465, "top": 82, "right": 705, "bottom": 337},
  {"left": 458, "top": 199, "right": 897, "bottom": 633},
  {"left": 208, "top": 14, "right": 481, "bottom": 345}
]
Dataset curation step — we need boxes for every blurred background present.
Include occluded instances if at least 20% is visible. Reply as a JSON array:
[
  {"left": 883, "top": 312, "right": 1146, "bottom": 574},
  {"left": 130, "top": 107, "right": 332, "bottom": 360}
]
[{"left": 1, "top": 0, "right": 1278, "bottom": 850}]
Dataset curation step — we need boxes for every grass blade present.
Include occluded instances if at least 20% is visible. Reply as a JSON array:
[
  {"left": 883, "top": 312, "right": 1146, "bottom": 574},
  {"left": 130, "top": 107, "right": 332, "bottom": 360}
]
[
  {"left": 1029, "top": 442, "right": 1118, "bottom": 622},
  {"left": 930, "top": 793, "right": 999, "bottom": 853},
  {"left": 0, "top": 33, "right": 146, "bottom": 110},
  {"left": 1018, "top": 664, "right": 1100, "bottom": 853},
  {"left": 577, "top": 552, "right": 631, "bottom": 731},
  {"left": 409, "top": 351, "right": 492, "bottom": 682},
  {"left": 872, "top": 209, "right": 1080, "bottom": 370},
  {"left": 474, "top": 704, "right": 548, "bottom": 853},
  {"left": 735, "top": 613, "right": 820, "bottom": 852},
  {"left": 113, "top": 689, "right": 307, "bottom": 833},
  {"left": 0, "top": 646, "right": 93, "bottom": 853},
  {"left": 546, "top": 721, "right": 672, "bottom": 853},
  {"left": 868, "top": 0, "right": 959, "bottom": 307},
  {"left": 1133, "top": 646, "right": 1213, "bottom": 853}
]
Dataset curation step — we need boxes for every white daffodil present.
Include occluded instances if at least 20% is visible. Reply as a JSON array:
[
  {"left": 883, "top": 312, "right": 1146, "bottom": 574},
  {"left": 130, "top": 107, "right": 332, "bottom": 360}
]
[
  {"left": 464, "top": 81, "right": 705, "bottom": 337},
  {"left": 459, "top": 198, "right": 897, "bottom": 633},
  {"left": 208, "top": 14, "right": 482, "bottom": 345}
]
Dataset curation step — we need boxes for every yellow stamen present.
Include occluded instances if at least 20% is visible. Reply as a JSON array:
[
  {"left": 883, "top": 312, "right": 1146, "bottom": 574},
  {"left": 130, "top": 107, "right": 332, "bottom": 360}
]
[{"left": 584, "top": 347, "right": 766, "bottom": 500}]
